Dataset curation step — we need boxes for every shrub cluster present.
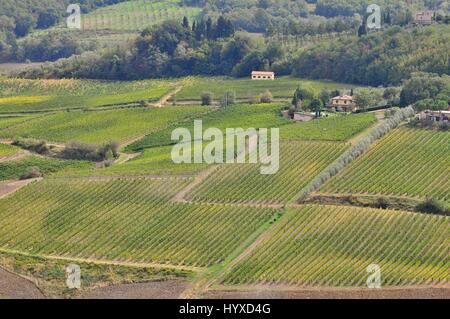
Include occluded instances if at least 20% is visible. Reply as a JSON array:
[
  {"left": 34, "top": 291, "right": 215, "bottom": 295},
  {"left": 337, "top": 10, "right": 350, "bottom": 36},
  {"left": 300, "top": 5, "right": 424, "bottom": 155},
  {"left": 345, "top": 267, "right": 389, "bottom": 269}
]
[
  {"left": 59, "top": 141, "right": 119, "bottom": 162},
  {"left": 12, "top": 138, "right": 49, "bottom": 155}
]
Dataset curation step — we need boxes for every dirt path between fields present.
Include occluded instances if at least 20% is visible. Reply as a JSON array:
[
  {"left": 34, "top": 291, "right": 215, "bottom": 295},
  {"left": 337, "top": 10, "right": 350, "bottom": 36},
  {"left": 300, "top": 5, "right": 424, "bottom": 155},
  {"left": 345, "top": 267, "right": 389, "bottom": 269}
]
[
  {"left": 173, "top": 165, "right": 220, "bottom": 203},
  {"left": 0, "top": 267, "right": 45, "bottom": 299},
  {"left": 152, "top": 86, "right": 184, "bottom": 108},
  {"left": 204, "top": 286, "right": 450, "bottom": 299},
  {"left": 0, "top": 178, "right": 42, "bottom": 199},
  {"left": 82, "top": 280, "right": 191, "bottom": 299}
]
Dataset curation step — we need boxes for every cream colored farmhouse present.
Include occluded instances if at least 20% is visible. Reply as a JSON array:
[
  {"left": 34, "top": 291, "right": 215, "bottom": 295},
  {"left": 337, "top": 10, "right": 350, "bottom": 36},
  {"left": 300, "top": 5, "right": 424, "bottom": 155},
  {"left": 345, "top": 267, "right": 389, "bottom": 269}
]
[
  {"left": 251, "top": 71, "right": 275, "bottom": 80},
  {"left": 326, "top": 95, "right": 356, "bottom": 112}
]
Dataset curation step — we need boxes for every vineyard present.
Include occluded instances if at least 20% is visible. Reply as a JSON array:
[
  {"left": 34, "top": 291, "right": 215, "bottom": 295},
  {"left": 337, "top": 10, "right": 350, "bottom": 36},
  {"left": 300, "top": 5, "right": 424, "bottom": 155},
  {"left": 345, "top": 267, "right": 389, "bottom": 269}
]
[
  {"left": 280, "top": 113, "right": 377, "bottom": 142},
  {"left": 0, "top": 177, "right": 277, "bottom": 267},
  {"left": 57, "top": 145, "right": 208, "bottom": 177},
  {"left": 0, "top": 116, "right": 38, "bottom": 129},
  {"left": 222, "top": 204, "right": 450, "bottom": 287},
  {"left": 126, "top": 103, "right": 289, "bottom": 151},
  {"left": 186, "top": 141, "right": 348, "bottom": 205},
  {"left": 0, "top": 78, "right": 179, "bottom": 113},
  {"left": 80, "top": 0, "right": 202, "bottom": 31},
  {"left": 319, "top": 127, "right": 450, "bottom": 203},
  {"left": 0, "top": 156, "right": 91, "bottom": 181},
  {"left": 0, "top": 106, "right": 209, "bottom": 145},
  {"left": 0, "top": 143, "right": 18, "bottom": 158}
]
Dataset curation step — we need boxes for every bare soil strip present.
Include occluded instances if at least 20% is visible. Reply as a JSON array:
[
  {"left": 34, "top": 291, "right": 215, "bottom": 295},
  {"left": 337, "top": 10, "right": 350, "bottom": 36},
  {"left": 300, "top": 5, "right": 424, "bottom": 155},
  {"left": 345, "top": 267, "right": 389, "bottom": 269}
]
[
  {"left": 204, "top": 285, "right": 450, "bottom": 299},
  {"left": 0, "top": 267, "right": 45, "bottom": 299},
  {"left": 81, "top": 280, "right": 191, "bottom": 299},
  {"left": 0, "top": 178, "right": 42, "bottom": 199}
]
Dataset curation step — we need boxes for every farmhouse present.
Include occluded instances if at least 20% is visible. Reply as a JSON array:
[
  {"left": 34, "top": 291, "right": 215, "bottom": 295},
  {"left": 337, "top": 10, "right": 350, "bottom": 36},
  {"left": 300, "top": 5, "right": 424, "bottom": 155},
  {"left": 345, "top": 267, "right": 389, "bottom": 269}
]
[
  {"left": 251, "top": 71, "right": 275, "bottom": 80},
  {"left": 326, "top": 95, "right": 356, "bottom": 112},
  {"left": 417, "top": 110, "right": 450, "bottom": 122},
  {"left": 413, "top": 11, "right": 434, "bottom": 25}
]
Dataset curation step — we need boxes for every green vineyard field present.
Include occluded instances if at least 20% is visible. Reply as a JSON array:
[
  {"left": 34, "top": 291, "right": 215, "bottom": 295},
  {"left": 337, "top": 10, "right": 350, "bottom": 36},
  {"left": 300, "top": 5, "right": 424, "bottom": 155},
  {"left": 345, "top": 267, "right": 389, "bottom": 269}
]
[
  {"left": 0, "top": 143, "right": 19, "bottom": 158},
  {"left": 0, "top": 177, "right": 277, "bottom": 267},
  {"left": 319, "top": 127, "right": 450, "bottom": 203},
  {"left": 0, "top": 156, "right": 92, "bottom": 181},
  {"left": 126, "top": 103, "right": 289, "bottom": 151},
  {"left": 222, "top": 204, "right": 450, "bottom": 287},
  {"left": 80, "top": 0, "right": 202, "bottom": 31},
  {"left": 0, "top": 106, "right": 209, "bottom": 145},
  {"left": 280, "top": 113, "right": 377, "bottom": 142},
  {"left": 187, "top": 141, "right": 348, "bottom": 205}
]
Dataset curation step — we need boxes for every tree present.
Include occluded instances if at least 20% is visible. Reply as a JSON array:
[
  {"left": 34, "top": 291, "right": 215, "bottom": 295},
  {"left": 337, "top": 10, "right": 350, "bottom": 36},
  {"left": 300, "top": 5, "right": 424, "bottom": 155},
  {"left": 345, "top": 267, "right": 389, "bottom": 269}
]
[
  {"left": 201, "top": 92, "right": 214, "bottom": 105},
  {"left": 182, "top": 16, "right": 190, "bottom": 29},
  {"left": 319, "top": 89, "right": 331, "bottom": 105},
  {"left": 220, "top": 91, "right": 236, "bottom": 107},
  {"left": 309, "top": 98, "right": 323, "bottom": 118}
]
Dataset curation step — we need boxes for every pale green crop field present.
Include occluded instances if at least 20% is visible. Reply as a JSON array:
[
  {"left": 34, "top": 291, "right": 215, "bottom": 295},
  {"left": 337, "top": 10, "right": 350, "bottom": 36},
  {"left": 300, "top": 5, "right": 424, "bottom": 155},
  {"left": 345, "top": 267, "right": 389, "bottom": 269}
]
[{"left": 0, "top": 78, "right": 179, "bottom": 113}]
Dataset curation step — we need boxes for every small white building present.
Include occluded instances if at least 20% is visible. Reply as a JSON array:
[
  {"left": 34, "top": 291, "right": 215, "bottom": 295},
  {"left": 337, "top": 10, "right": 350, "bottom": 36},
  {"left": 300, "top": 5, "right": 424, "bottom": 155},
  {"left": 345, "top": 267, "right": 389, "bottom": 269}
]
[{"left": 251, "top": 71, "right": 275, "bottom": 80}]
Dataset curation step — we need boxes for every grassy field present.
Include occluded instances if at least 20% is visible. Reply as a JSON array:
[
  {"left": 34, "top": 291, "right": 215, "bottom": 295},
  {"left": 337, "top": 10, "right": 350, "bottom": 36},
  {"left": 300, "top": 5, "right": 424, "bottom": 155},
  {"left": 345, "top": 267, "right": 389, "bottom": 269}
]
[
  {"left": 0, "top": 106, "right": 209, "bottom": 145},
  {"left": 187, "top": 141, "right": 348, "bottom": 205},
  {"left": 280, "top": 113, "right": 377, "bottom": 142},
  {"left": 0, "top": 78, "right": 180, "bottom": 113},
  {"left": 80, "top": 0, "right": 202, "bottom": 31},
  {"left": 0, "top": 177, "right": 277, "bottom": 267},
  {"left": 126, "top": 103, "right": 290, "bottom": 151},
  {"left": 319, "top": 127, "right": 450, "bottom": 203},
  {"left": 175, "top": 77, "right": 359, "bottom": 101},
  {"left": 0, "top": 156, "right": 92, "bottom": 181},
  {"left": 222, "top": 204, "right": 450, "bottom": 287}
]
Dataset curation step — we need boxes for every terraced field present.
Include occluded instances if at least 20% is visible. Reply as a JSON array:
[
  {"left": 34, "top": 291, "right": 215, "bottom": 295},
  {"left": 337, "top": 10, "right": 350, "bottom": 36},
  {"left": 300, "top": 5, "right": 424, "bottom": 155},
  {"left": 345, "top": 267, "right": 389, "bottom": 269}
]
[
  {"left": 0, "top": 177, "right": 277, "bottom": 267},
  {"left": 175, "top": 77, "right": 358, "bottom": 101},
  {"left": 0, "top": 78, "right": 179, "bottom": 113},
  {"left": 222, "top": 204, "right": 450, "bottom": 287},
  {"left": 319, "top": 127, "right": 450, "bottom": 203},
  {"left": 0, "top": 106, "right": 209, "bottom": 145},
  {"left": 187, "top": 142, "right": 348, "bottom": 205},
  {"left": 80, "top": 0, "right": 202, "bottom": 31}
]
